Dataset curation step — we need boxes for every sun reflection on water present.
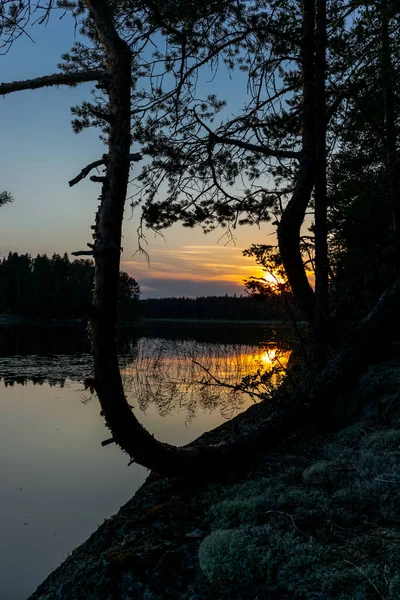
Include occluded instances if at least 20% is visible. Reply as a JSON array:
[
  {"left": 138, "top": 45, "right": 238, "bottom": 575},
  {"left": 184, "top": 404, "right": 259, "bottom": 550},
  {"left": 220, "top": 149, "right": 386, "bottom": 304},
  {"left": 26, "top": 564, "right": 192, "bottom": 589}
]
[{"left": 122, "top": 339, "right": 292, "bottom": 423}]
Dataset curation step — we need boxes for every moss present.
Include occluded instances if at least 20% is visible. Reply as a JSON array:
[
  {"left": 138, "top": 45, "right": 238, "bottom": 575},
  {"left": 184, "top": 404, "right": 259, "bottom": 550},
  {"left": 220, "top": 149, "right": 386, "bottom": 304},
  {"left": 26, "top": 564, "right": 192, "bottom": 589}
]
[
  {"left": 389, "top": 574, "right": 400, "bottom": 599},
  {"left": 199, "top": 524, "right": 340, "bottom": 598},
  {"left": 361, "top": 428, "right": 400, "bottom": 451},
  {"left": 27, "top": 360, "right": 400, "bottom": 600},
  {"left": 302, "top": 460, "right": 334, "bottom": 485},
  {"left": 358, "top": 363, "right": 400, "bottom": 398},
  {"left": 209, "top": 495, "right": 268, "bottom": 529},
  {"left": 198, "top": 526, "right": 272, "bottom": 593},
  {"left": 198, "top": 410, "right": 400, "bottom": 599}
]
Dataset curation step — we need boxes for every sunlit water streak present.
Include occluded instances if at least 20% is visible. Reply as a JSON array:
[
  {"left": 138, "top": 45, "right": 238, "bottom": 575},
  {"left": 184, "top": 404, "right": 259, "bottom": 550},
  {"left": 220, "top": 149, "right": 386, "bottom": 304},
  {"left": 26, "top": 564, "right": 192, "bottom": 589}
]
[{"left": 123, "top": 338, "right": 291, "bottom": 423}]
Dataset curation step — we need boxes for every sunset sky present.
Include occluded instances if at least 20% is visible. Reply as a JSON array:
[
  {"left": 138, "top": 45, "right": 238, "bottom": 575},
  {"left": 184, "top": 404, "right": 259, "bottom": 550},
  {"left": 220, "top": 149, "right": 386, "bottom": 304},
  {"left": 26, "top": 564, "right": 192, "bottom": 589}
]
[{"left": 0, "top": 14, "right": 276, "bottom": 298}]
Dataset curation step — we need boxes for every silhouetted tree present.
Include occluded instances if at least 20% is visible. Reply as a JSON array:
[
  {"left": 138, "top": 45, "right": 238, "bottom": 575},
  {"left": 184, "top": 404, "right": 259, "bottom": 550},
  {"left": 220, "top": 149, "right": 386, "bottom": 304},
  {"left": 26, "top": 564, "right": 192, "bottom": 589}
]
[
  {"left": 0, "top": 252, "right": 139, "bottom": 319},
  {"left": 1, "top": 0, "right": 400, "bottom": 478}
]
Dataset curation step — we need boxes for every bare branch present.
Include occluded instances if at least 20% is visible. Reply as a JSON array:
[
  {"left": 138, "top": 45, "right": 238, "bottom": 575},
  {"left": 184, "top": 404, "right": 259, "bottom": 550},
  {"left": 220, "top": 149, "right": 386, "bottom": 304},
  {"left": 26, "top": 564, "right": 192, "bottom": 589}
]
[
  {"left": 88, "top": 106, "right": 114, "bottom": 123},
  {"left": 0, "top": 70, "right": 105, "bottom": 96},
  {"left": 194, "top": 112, "right": 301, "bottom": 160},
  {"left": 192, "top": 359, "right": 264, "bottom": 400},
  {"left": 101, "top": 437, "right": 115, "bottom": 446},
  {"left": 69, "top": 157, "right": 106, "bottom": 187},
  {"left": 326, "top": 92, "right": 347, "bottom": 123},
  {"left": 69, "top": 153, "right": 142, "bottom": 187},
  {"left": 214, "top": 133, "right": 301, "bottom": 160}
]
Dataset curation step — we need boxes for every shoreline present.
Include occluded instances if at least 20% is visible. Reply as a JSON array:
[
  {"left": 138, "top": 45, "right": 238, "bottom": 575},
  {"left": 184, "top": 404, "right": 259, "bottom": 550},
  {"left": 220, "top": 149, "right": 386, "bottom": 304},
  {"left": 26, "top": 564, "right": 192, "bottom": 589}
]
[
  {"left": 0, "top": 314, "right": 293, "bottom": 328},
  {"left": 27, "top": 359, "right": 400, "bottom": 599}
]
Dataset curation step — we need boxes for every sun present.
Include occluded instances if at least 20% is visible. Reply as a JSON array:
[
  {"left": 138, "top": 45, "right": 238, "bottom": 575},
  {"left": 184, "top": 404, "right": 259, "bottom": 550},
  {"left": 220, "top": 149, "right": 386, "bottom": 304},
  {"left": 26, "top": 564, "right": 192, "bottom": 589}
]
[
  {"left": 250, "top": 266, "right": 284, "bottom": 286},
  {"left": 259, "top": 349, "right": 278, "bottom": 365}
]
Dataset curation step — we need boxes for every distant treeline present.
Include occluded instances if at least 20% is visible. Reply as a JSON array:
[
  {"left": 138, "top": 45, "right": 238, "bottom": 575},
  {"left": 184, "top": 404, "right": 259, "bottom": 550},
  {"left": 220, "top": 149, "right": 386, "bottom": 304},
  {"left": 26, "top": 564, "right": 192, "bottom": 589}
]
[
  {"left": 140, "top": 295, "right": 286, "bottom": 321},
  {"left": 0, "top": 252, "right": 140, "bottom": 320},
  {"left": 0, "top": 252, "right": 287, "bottom": 323}
]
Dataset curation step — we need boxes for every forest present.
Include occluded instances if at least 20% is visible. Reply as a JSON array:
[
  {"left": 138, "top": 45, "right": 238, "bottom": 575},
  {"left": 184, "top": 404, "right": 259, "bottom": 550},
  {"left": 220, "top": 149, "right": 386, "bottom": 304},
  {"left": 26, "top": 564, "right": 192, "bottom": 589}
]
[
  {"left": 0, "top": 251, "right": 286, "bottom": 321},
  {"left": 0, "top": 252, "right": 140, "bottom": 319},
  {"left": 1, "top": 0, "right": 400, "bottom": 597},
  {"left": 140, "top": 294, "right": 287, "bottom": 320}
]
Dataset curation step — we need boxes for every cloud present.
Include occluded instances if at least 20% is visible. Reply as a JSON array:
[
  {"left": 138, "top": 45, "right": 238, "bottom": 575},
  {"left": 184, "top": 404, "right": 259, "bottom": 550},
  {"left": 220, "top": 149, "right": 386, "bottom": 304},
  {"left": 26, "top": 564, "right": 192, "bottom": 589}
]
[
  {"left": 137, "top": 277, "right": 247, "bottom": 299},
  {"left": 120, "top": 244, "right": 266, "bottom": 297}
]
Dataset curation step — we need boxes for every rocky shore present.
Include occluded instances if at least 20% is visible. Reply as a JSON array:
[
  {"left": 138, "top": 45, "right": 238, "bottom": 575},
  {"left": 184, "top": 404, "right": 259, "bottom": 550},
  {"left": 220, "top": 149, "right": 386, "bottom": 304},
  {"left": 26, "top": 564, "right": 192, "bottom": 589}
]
[{"left": 28, "top": 361, "right": 400, "bottom": 600}]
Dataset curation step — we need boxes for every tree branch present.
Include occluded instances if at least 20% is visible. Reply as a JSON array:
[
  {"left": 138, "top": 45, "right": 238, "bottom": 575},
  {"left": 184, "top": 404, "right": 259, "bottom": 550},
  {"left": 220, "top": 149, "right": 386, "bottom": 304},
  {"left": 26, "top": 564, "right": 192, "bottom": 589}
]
[
  {"left": 192, "top": 359, "right": 264, "bottom": 400},
  {"left": 194, "top": 112, "right": 300, "bottom": 160},
  {"left": 69, "top": 152, "right": 142, "bottom": 187},
  {"left": 326, "top": 92, "right": 347, "bottom": 124},
  {"left": 214, "top": 133, "right": 301, "bottom": 160},
  {"left": 0, "top": 69, "right": 105, "bottom": 96}
]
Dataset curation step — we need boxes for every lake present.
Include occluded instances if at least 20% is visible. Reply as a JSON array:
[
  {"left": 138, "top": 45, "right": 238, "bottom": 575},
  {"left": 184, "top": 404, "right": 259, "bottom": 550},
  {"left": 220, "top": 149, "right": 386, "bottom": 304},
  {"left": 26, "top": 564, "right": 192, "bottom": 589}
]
[{"left": 0, "top": 323, "right": 292, "bottom": 599}]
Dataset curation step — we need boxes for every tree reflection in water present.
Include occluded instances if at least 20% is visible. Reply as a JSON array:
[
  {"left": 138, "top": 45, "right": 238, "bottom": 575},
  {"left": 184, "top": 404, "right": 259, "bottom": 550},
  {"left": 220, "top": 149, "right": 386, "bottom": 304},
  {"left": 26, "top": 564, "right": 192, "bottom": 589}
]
[
  {"left": 122, "top": 339, "right": 291, "bottom": 423},
  {"left": 0, "top": 326, "right": 292, "bottom": 422}
]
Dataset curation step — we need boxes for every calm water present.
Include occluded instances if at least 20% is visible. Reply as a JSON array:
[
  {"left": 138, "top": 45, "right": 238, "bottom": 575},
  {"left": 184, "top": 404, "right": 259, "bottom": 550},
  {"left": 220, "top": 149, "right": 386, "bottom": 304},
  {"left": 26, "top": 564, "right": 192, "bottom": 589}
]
[{"left": 0, "top": 324, "right": 291, "bottom": 599}]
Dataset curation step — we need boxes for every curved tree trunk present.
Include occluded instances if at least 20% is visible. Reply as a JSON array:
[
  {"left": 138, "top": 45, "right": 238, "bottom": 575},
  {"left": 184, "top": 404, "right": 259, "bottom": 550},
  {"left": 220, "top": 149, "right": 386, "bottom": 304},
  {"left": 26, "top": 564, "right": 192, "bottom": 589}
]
[
  {"left": 84, "top": 0, "right": 304, "bottom": 478},
  {"left": 83, "top": 0, "right": 312, "bottom": 478},
  {"left": 86, "top": 0, "right": 400, "bottom": 479},
  {"left": 277, "top": 0, "right": 316, "bottom": 327}
]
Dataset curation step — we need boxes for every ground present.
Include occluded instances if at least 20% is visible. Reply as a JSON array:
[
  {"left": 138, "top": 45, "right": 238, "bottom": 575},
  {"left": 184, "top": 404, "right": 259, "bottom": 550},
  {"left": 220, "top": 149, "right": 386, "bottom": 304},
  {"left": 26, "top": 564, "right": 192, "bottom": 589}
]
[{"left": 28, "top": 360, "right": 400, "bottom": 600}]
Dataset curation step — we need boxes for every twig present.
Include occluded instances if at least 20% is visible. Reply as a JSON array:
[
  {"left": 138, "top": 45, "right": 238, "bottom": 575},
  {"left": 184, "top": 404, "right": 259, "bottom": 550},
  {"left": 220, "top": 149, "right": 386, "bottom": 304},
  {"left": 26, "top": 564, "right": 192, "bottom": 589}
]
[
  {"left": 191, "top": 359, "right": 263, "bottom": 400},
  {"left": 264, "top": 510, "right": 312, "bottom": 542},
  {"left": 101, "top": 437, "right": 115, "bottom": 447},
  {"left": 342, "top": 560, "right": 385, "bottom": 599},
  {"left": 383, "top": 389, "right": 400, "bottom": 419}
]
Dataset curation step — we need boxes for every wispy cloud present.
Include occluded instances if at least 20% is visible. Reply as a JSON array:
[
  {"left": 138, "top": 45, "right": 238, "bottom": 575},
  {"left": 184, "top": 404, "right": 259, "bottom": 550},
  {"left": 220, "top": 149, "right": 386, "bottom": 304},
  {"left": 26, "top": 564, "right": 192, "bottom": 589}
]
[{"left": 121, "top": 244, "right": 264, "bottom": 297}]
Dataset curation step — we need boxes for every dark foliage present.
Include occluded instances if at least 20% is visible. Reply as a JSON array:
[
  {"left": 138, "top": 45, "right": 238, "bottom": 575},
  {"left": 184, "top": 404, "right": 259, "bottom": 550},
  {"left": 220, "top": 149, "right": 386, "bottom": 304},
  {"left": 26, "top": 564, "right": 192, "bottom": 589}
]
[
  {"left": 0, "top": 252, "right": 140, "bottom": 320},
  {"left": 140, "top": 294, "right": 287, "bottom": 321}
]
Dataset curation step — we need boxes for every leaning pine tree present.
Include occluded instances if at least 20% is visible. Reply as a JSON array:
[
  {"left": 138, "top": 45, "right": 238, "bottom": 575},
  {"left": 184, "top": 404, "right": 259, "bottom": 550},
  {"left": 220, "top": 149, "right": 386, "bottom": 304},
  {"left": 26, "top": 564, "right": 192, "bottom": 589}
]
[{"left": 1, "top": 0, "right": 399, "bottom": 477}]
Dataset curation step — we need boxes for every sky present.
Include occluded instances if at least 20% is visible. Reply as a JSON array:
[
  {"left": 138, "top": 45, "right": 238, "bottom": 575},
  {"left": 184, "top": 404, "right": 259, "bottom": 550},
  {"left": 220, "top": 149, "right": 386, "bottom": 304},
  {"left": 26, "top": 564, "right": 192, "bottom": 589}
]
[{"left": 0, "top": 13, "right": 276, "bottom": 298}]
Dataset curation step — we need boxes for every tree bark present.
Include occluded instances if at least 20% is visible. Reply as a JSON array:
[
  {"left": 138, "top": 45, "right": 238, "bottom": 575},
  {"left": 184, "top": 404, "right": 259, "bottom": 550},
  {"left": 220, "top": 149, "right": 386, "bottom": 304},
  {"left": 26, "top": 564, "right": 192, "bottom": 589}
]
[
  {"left": 80, "top": 0, "right": 314, "bottom": 478},
  {"left": 86, "top": 0, "right": 400, "bottom": 476},
  {"left": 313, "top": 278, "right": 400, "bottom": 427},
  {"left": 277, "top": 0, "right": 316, "bottom": 327},
  {"left": 381, "top": 0, "right": 400, "bottom": 244},
  {"left": 314, "top": 0, "right": 330, "bottom": 362},
  {"left": 0, "top": 70, "right": 104, "bottom": 95}
]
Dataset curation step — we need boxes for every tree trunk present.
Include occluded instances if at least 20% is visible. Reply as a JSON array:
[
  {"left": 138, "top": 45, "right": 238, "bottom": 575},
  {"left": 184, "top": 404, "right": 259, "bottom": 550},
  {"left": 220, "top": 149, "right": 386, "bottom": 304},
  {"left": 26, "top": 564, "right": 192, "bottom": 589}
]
[
  {"left": 381, "top": 0, "right": 400, "bottom": 244},
  {"left": 278, "top": 0, "right": 316, "bottom": 327},
  {"left": 85, "top": 0, "right": 400, "bottom": 479},
  {"left": 314, "top": 0, "right": 330, "bottom": 362},
  {"left": 84, "top": 0, "right": 307, "bottom": 478},
  {"left": 313, "top": 278, "right": 400, "bottom": 427}
]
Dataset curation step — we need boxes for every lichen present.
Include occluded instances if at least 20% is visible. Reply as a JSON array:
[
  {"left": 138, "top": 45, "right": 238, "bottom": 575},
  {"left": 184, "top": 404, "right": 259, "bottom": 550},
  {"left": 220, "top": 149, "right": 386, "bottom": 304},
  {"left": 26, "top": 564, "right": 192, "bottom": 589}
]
[{"left": 198, "top": 526, "right": 272, "bottom": 593}]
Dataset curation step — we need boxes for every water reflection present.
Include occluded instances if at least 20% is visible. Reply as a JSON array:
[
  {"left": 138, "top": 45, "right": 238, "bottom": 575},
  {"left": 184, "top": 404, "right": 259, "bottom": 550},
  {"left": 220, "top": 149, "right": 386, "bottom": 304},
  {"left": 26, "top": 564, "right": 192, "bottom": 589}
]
[
  {"left": 123, "top": 339, "right": 291, "bottom": 422},
  {"left": 0, "top": 324, "right": 292, "bottom": 599},
  {"left": 0, "top": 381, "right": 148, "bottom": 600},
  {"left": 0, "top": 326, "right": 292, "bottom": 423}
]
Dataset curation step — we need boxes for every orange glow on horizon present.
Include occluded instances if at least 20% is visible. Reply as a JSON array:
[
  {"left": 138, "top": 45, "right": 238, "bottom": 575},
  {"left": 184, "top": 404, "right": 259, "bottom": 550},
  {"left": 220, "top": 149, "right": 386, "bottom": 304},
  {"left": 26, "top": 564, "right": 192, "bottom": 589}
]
[{"left": 121, "top": 244, "right": 315, "bottom": 294}]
